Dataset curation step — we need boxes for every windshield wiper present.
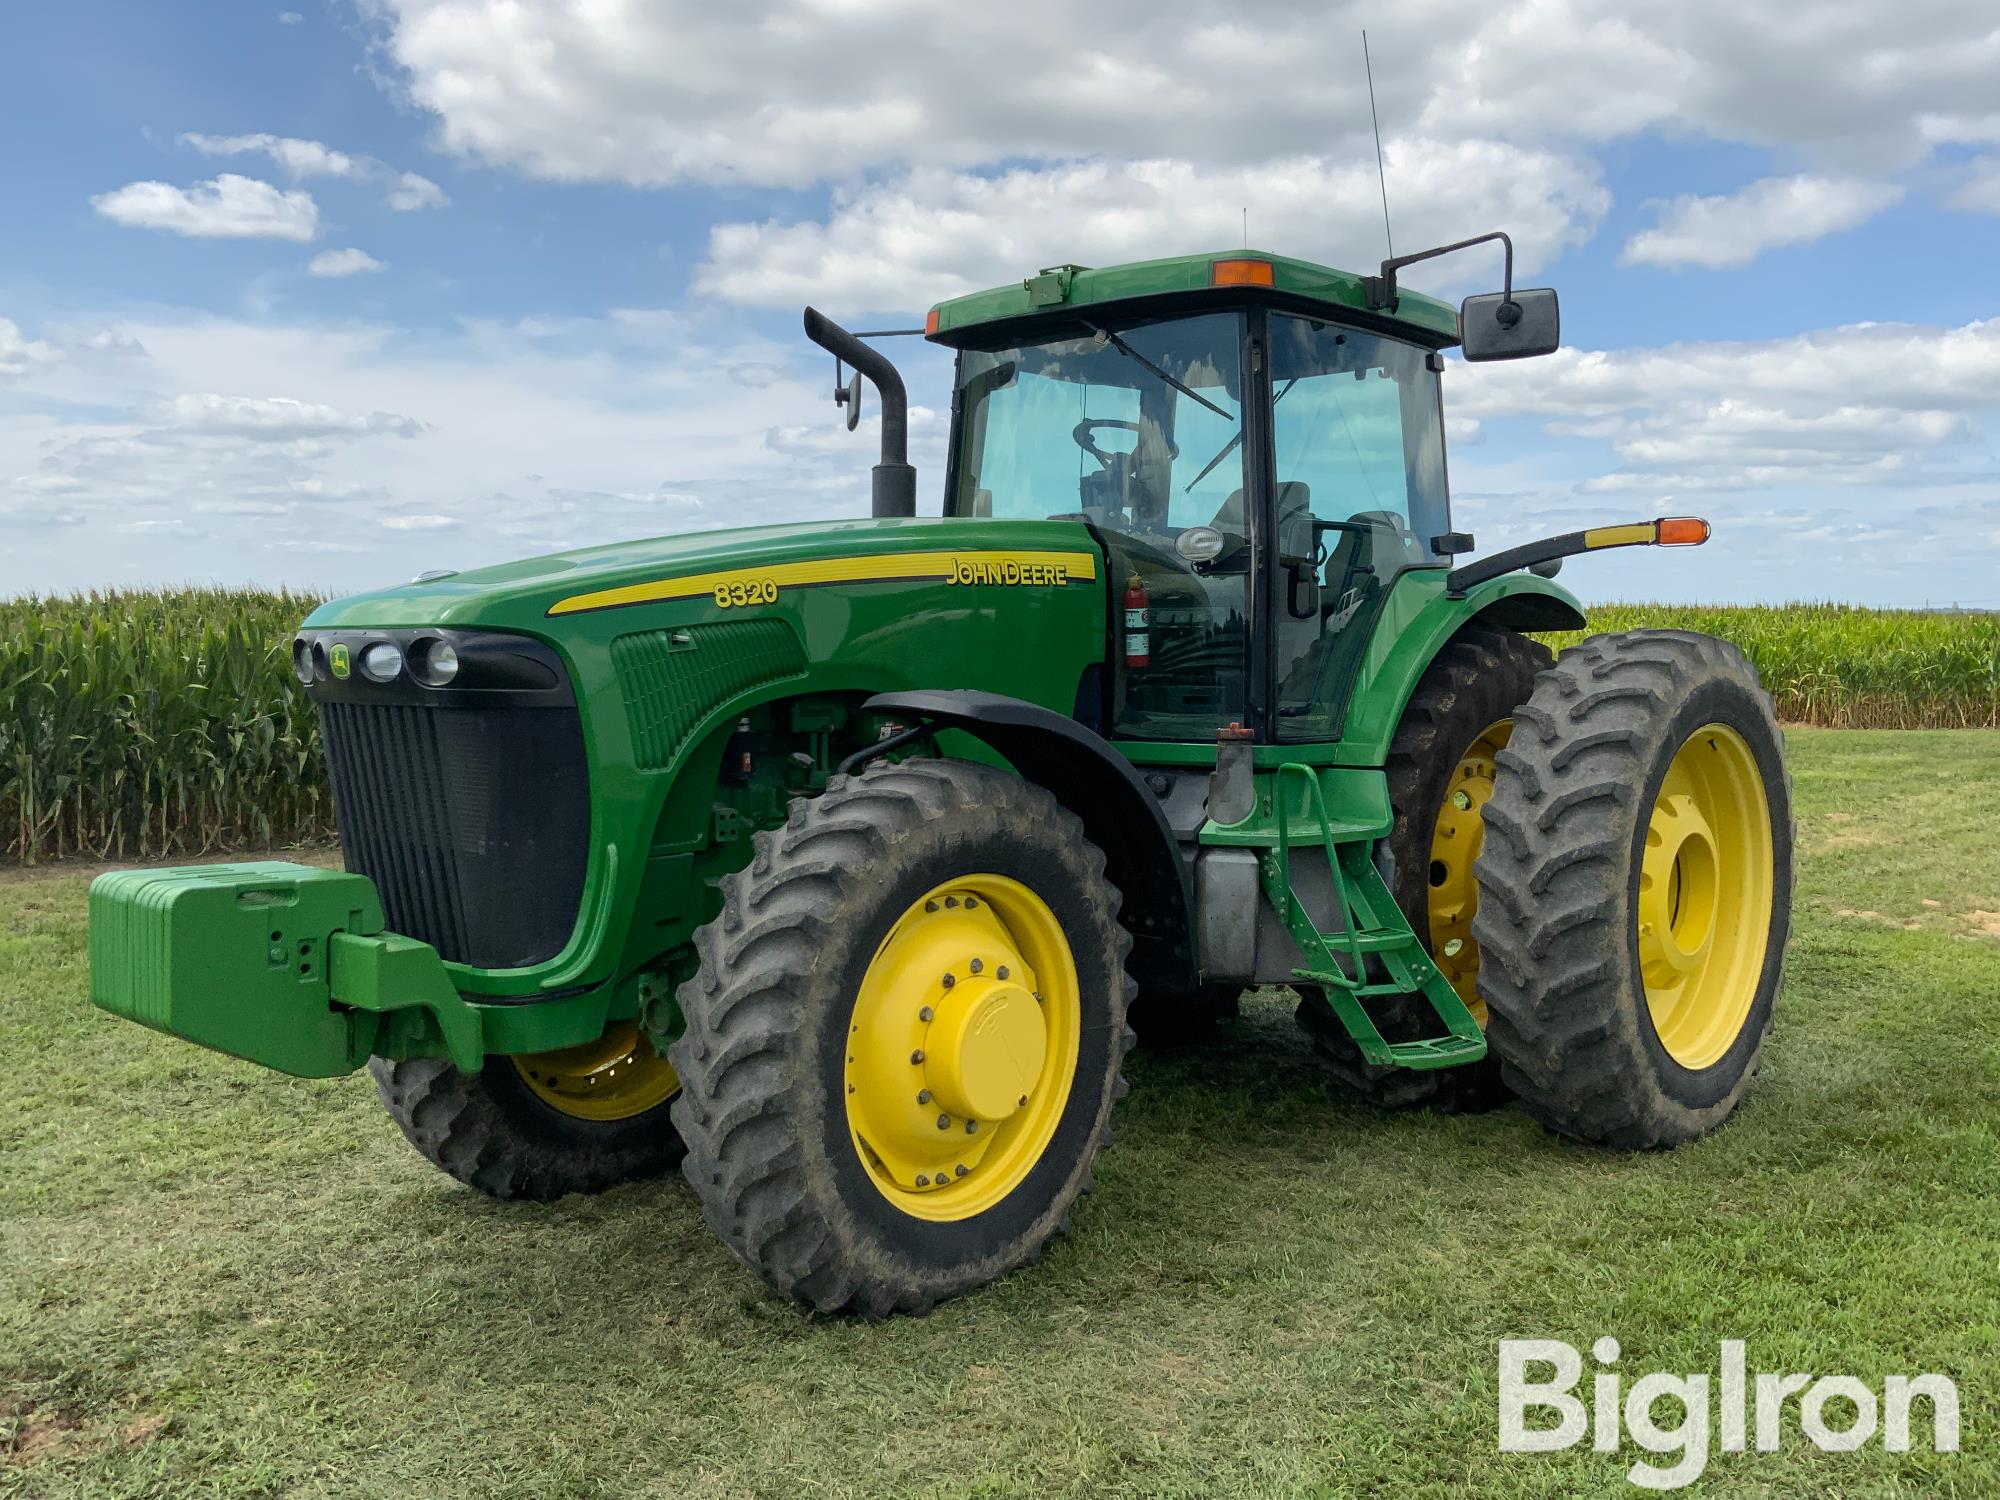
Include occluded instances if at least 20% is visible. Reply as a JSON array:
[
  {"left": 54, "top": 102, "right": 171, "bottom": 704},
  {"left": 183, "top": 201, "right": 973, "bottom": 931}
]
[
  {"left": 1086, "top": 323, "right": 1232, "bottom": 420},
  {"left": 1183, "top": 376, "right": 1298, "bottom": 492}
]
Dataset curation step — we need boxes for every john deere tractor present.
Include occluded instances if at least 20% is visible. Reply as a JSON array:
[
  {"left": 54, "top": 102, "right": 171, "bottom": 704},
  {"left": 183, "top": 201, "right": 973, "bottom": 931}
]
[{"left": 89, "top": 235, "right": 1794, "bottom": 1315}]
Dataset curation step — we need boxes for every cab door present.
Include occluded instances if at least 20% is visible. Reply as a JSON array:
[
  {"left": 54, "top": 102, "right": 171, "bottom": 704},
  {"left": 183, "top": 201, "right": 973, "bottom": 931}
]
[{"left": 1260, "top": 312, "right": 1453, "bottom": 742}]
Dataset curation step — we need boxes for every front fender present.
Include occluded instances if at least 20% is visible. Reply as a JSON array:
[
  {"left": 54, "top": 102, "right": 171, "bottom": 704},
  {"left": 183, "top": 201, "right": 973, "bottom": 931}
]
[
  {"left": 863, "top": 688, "right": 1198, "bottom": 997},
  {"left": 1334, "top": 570, "right": 1585, "bottom": 766}
]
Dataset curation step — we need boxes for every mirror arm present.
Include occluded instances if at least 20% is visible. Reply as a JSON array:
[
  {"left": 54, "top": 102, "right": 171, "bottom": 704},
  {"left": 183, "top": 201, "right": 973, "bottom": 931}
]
[{"left": 1363, "top": 230, "right": 1514, "bottom": 313}]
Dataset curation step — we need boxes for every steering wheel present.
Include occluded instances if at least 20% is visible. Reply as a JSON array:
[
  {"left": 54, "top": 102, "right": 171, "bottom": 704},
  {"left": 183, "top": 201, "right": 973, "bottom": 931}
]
[{"left": 1072, "top": 418, "right": 1142, "bottom": 469}]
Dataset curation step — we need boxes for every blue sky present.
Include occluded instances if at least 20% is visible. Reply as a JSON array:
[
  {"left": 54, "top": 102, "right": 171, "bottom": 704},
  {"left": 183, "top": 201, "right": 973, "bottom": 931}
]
[{"left": 3, "top": 1, "right": 1999, "bottom": 605}]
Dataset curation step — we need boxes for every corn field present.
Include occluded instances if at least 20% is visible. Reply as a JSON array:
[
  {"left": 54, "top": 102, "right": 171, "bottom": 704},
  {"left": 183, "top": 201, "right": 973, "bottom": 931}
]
[
  {"left": 1543, "top": 602, "right": 2000, "bottom": 730},
  {"left": 2, "top": 589, "right": 1996, "bottom": 865},
  {"left": 1, "top": 590, "right": 330, "bottom": 864}
]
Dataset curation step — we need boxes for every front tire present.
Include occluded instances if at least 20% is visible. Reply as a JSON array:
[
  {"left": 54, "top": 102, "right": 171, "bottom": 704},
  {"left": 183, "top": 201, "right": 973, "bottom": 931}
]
[
  {"left": 1473, "top": 629, "right": 1794, "bottom": 1148},
  {"left": 668, "top": 759, "right": 1135, "bottom": 1317},
  {"left": 369, "top": 1022, "right": 685, "bottom": 1200}
]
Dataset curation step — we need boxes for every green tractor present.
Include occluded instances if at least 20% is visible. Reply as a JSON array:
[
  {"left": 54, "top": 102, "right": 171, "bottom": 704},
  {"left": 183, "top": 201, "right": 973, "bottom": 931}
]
[{"left": 89, "top": 235, "right": 1794, "bottom": 1315}]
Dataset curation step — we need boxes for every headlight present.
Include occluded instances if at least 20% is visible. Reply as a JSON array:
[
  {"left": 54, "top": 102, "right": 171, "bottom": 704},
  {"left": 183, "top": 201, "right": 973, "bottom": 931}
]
[
  {"left": 292, "top": 638, "right": 314, "bottom": 684},
  {"left": 359, "top": 641, "right": 405, "bottom": 683},
  {"left": 412, "top": 638, "right": 459, "bottom": 686}
]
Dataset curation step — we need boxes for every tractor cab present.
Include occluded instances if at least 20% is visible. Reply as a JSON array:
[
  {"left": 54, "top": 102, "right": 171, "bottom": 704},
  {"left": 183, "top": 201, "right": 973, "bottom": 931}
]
[
  {"left": 913, "top": 246, "right": 1555, "bottom": 750},
  {"left": 935, "top": 271, "right": 1454, "bottom": 743}
]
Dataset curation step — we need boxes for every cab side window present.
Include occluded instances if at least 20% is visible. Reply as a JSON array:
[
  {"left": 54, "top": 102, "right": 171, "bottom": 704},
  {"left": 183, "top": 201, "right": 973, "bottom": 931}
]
[{"left": 1267, "top": 315, "right": 1449, "bottom": 739}]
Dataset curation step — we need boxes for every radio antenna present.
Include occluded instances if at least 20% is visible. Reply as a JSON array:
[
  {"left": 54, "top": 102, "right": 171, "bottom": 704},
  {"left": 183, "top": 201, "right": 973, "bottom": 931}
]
[{"left": 1362, "top": 29, "right": 1394, "bottom": 260}]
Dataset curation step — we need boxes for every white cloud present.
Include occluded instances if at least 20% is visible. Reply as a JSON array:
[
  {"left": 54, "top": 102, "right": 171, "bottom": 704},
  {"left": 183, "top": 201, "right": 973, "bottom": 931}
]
[
  {"left": 1948, "top": 156, "right": 2000, "bottom": 215},
  {"left": 1621, "top": 175, "right": 1903, "bottom": 269},
  {"left": 182, "top": 132, "right": 359, "bottom": 179},
  {"left": 179, "top": 132, "right": 449, "bottom": 210},
  {"left": 167, "top": 393, "right": 425, "bottom": 439},
  {"left": 308, "top": 247, "right": 387, "bottom": 277},
  {"left": 91, "top": 174, "right": 319, "bottom": 240},
  {"left": 385, "top": 171, "right": 447, "bottom": 210},
  {"left": 1452, "top": 317, "right": 2000, "bottom": 500},
  {"left": 0, "top": 317, "right": 62, "bottom": 380},
  {"left": 369, "top": 0, "right": 2000, "bottom": 187},
  {"left": 698, "top": 142, "right": 1607, "bottom": 313},
  {"left": 278, "top": 10, "right": 303, "bottom": 22},
  {"left": 0, "top": 307, "right": 885, "bottom": 591}
]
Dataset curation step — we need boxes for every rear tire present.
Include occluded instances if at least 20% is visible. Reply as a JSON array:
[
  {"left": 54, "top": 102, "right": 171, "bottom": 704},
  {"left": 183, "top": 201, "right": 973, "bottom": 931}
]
[
  {"left": 1474, "top": 629, "right": 1794, "bottom": 1148},
  {"left": 668, "top": 759, "right": 1135, "bottom": 1317},
  {"left": 1296, "top": 626, "right": 1550, "bottom": 1112}
]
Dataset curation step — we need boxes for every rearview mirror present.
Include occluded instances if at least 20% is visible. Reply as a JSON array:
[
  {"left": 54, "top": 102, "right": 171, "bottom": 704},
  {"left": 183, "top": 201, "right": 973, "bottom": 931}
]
[{"left": 1460, "top": 288, "right": 1560, "bottom": 362}]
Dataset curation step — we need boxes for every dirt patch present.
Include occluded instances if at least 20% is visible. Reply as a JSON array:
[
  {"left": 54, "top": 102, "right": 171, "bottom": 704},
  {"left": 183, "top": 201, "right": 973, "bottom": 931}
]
[
  {"left": 120, "top": 1412, "right": 172, "bottom": 1449},
  {"left": 1967, "top": 911, "right": 2000, "bottom": 938},
  {"left": 1, "top": 1396, "right": 85, "bottom": 1467}
]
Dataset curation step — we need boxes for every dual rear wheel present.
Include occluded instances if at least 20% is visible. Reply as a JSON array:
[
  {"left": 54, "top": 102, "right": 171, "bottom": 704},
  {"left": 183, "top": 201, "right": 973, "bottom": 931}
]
[{"left": 1301, "top": 625, "right": 1793, "bottom": 1148}]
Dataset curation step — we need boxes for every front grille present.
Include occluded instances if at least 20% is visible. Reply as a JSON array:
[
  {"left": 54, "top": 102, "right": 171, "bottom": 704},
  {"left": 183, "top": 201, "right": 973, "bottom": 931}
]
[
  {"left": 319, "top": 701, "right": 589, "bottom": 969},
  {"left": 612, "top": 618, "right": 807, "bottom": 770}
]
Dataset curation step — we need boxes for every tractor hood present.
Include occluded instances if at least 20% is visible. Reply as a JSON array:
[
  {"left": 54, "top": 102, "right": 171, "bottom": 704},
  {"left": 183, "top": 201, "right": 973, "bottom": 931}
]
[{"left": 302, "top": 515, "right": 1103, "bottom": 635}]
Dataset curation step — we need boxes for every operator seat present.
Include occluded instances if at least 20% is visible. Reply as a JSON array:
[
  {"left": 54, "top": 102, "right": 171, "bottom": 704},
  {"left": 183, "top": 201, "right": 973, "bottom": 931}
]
[{"left": 1276, "top": 510, "right": 1415, "bottom": 714}]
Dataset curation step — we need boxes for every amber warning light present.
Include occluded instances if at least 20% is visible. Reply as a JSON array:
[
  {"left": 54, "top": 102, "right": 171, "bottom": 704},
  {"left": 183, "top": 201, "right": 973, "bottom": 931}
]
[
  {"left": 1210, "top": 258, "right": 1275, "bottom": 287},
  {"left": 1656, "top": 517, "right": 1711, "bottom": 546}
]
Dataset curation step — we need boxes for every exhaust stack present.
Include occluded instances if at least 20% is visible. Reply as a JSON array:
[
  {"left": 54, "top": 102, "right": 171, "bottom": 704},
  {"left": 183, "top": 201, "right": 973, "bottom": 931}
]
[{"left": 802, "top": 307, "right": 917, "bottom": 519}]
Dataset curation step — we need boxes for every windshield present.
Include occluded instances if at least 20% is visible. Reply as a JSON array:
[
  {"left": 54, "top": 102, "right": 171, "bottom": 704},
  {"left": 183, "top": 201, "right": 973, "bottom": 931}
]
[
  {"left": 952, "top": 313, "right": 1247, "bottom": 532},
  {"left": 952, "top": 312, "right": 1250, "bottom": 741}
]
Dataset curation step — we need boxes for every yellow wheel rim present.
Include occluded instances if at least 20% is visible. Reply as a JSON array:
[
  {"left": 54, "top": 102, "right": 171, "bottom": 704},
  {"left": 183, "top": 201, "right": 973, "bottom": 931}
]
[
  {"left": 844, "top": 874, "right": 1081, "bottom": 1222},
  {"left": 1426, "top": 718, "right": 1510, "bottom": 1027},
  {"left": 513, "top": 1022, "right": 680, "bottom": 1122},
  {"left": 1639, "top": 723, "right": 1775, "bottom": 1070}
]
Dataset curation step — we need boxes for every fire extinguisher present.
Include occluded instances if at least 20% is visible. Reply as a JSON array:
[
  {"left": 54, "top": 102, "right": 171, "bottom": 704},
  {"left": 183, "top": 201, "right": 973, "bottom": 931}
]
[{"left": 1123, "top": 573, "right": 1151, "bottom": 669}]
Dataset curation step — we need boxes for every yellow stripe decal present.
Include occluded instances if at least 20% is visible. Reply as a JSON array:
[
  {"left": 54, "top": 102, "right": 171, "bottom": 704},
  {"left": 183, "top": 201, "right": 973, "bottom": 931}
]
[
  {"left": 547, "top": 548, "right": 1100, "bottom": 617},
  {"left": 1582, "top": 522, "right": 1657, "bottom": 549}
]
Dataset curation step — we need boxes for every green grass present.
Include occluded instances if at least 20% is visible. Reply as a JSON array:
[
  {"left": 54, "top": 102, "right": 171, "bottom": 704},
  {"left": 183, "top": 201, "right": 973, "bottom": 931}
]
[{"left": 3, "top": 730, "right": 1998, "bottom": 1498}]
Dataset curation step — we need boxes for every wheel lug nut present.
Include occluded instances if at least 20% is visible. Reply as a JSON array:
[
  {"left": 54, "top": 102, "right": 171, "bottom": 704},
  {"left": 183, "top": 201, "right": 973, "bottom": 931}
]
[
  {"left": 996, "top": 965, "right": 1009, "bottom": 979},
  {"left": 940, "top": 973, "right": 955, "bottom": 989},
  {"left": 969, "top": 958, "right": 983, "bottom": 974},
  {"left": 925, "top": 900, "right": 939, "bottom": 913},
  {"left": 916, "top": 1174, "right": 930, "bottom": 1186},
  {"left": 944, "top": 896, "right": 959, "bottom": 908},
  {"left": 920, "top": 1005, "right": 935, "bottom": 1022},
  {"left": 964, "top": 896, "right": 979, "bottom": 909},
  {"left": 910, "top": 1049, "right": 925, "bottom": 1064},
  {"left": 937, "top": 1113, "right": 952, "bottom": 1130},
  {"left": 1017, "top": 1094, "right": 1028, "bottom": 1107},
  {"left": 965, "top": 1120, "right": 977, "bottom": 1134},
  {"left": 955, "top": 1164, "right": 968, "bottom": 1177},
  {"left": 917, "top": 1089, "right": 932, "bottom": 1105}
]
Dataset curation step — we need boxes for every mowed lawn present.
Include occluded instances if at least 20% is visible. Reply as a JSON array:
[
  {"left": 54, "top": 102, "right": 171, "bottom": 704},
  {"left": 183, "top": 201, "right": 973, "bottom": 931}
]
[{"left": 3, "top": 730, "right": 1997, "bottom": 1499}]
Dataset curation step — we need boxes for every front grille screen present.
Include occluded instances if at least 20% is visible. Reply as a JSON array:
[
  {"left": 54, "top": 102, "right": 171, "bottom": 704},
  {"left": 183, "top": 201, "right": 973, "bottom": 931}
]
[{"left": 319, "top": 702, "right": 589, "bottom": 969}]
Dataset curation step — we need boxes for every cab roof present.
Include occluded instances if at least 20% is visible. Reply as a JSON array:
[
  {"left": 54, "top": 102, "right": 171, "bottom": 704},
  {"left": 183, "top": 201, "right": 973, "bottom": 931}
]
[{"left": 925, "top": 249, "right": 1461, "bottom": 347}]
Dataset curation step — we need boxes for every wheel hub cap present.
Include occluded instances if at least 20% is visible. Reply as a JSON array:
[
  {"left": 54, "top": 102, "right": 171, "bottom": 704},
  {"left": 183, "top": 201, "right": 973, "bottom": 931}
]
[
  {"left": 844, "top": 875, "right": 1081, "bottom": 1222},
  {"left": 925, "top": 975, "right": 1047, "bottom": 1123}
]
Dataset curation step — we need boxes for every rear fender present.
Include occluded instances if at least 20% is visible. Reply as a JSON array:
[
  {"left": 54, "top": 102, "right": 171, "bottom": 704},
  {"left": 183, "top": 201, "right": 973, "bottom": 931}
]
[{"left": 1337, "top": 572, "right": 1584, "bottom": 765}]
